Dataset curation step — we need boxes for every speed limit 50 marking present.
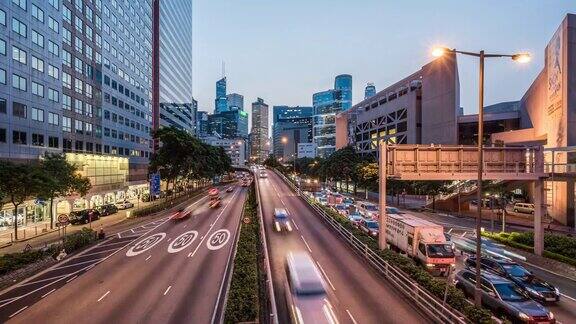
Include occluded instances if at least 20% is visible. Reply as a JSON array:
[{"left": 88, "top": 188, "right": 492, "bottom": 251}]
[
  {"left": 168, "top": 230, "right": 198, "bottom": 253},
  {"left": 207, "top": 229, "right": 230, "bottom": 250}
]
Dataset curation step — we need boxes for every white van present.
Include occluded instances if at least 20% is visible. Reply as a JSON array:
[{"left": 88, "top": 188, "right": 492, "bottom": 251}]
[{"left": 513, "top": 203, "right": 535, "bottom": 214}]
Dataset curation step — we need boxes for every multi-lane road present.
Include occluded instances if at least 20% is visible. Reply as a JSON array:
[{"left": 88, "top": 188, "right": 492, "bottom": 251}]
[
  {"left": 0, "top": 186, "right": 246, "bottom": 324},
  {"left": 257, "top": 170, "right": 428, "bottom": 324}
]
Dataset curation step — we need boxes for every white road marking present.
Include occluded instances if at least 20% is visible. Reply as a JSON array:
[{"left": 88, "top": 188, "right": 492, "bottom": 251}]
[
  {"left": 126, "top": 233, "right": 167, "bottom": 257},
  {"left": 41, "top": 289, "right": 56, "bottom": 298},
  {"left": 301, "top": 235, "right": 312, "bottom": 253},
  {"left": 97, "top": 291, "right": 110, "bottom": 302},
  {"left": 131, "top": 229, "right": 135, "bottom": 233},
  {"left": 189, "top": 190, "right": 240, "bottom": 259},
  {"left": 9, "top": 306, "right": 28, "bottom": 318},
  {"left": 187, "top": 252, "right": 193, "bottom": 257},
  {"left": 52, "top": 258, "right": 104, "bottom": 270},
  {"left": 79, "top": 246, "right": 123, "bottom": 257},
  {"left": 168, "top": 231, "right": 199, "bottom": 253},
  {"left": 18, "top": 274, "right": 69, "bottom": 287},
  {"left": 561, "top": 293, "right": 576, "bottom": 302},
  {"left": 163, "top": 286, "right": 172, "bottom": 296},
  {"left": 346, "top": 309, "right": 358, "bottom": 324},
  {"left": 117, "top": 233, "right": 121, "bottom": 238},
  {"left": 66, "top": 275, "right": 78, "bottom": 283},
  {"left": 98, "top": 240, "right": 133, "bottom": 248},
  {"left": 316, "top": 261, "right": 336, "bottom": 291},
  {"left": 291, "top": 219, "right": 300, "bottom": 231},
  {"left": 145, "top": 255, "right": 152, "bottom": 261},
  {"left": 183, "top": 224, "right": 187, "bottom": 228},
  {"left": 207, "top": 229, "right": 231, "bottom": 250}
]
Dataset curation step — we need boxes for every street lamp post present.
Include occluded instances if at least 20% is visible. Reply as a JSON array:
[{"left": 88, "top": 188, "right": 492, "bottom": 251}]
[{"left": 432, "top": 47, "right": 530, "bottom": 307}]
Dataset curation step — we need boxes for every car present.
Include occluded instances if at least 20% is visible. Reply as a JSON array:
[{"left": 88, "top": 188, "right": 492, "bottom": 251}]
[
  {"left": 465, "top": 256, "right": 560, "bottom": 303},
  {"left": 342, "top": 197, "right": 355, "bottom": 207},
  {"left": 332, "top": 204, "right": 348, "bottom": 215},
  {"left": 454, "top": 269, "right": 555, "bottom": 323},
  {"left": 317, "top": 197, "right": 328, "bottom": 206},
  {"left": 357, "top": 202, "right": 379, "bottom": 219},
  {"left": 226, "top": 186, "right": 234, "bottom": 192},
  {"left": 69, "top": 209, "right": 101, "bottom": 225},
  {"left": 259, "top": 171, "right": 268, "bottom": 178},
  {"left": 347, "top": 212, "right": 363, "bottom": 225},
  {"left": 273, "top": 208, "right": 292, "bottom": 232},
  {"left": 444, "top": 232, "right": 455, "bottom": 250},
  {"left": 359, "top": 218, "right": 379, "bottom": 236},
  {"left": 513, "top": 203, "right": 535, "bottom": 214},
  {"left": 285, "top": 252, "right": 339, "bottom": 324},
  {"left": 115, "top": 200, "right": 135, "bottom": 209},
  {"left": 386, "top": 206, "right": 402, "bottom": 214},
  {"left": 97, "top": 204, "right": 118, "bottom": 216},
  {"left": 173, "top": 208, "right": 193, "bottom": 220}
]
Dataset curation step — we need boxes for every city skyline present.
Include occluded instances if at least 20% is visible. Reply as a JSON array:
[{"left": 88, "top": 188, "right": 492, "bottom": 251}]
[{"left": 193, "top": 0, "right": 573, "bottom": 116}]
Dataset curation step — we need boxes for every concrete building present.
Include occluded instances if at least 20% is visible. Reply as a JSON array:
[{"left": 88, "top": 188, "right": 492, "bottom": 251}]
[
  {"left": 364, "top": 82, "right": 376, "bottom": 100},
  {"left": 201, "top": 135, "right": 246, "bottom": 167},
  {"left": 226, "top": 93, "right": 243, "bottom": 111},
  {"left": 272, "top": 106, "right": 313, "bottom": 160},
  {"left": 336, "top": 54, "right": 459, "bottom": 157},
  {"left": 298, "top": 143, "right": 317, "bottom": 159},
  {"left": 250, "top": 98, "right": 269, "bottom": 161}
]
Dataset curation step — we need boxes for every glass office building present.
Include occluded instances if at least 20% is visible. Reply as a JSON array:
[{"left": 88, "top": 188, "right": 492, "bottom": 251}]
[
  {"left": 215, "top": 77, "right": 227, "bottom": 113},
  {"left": 313, "top": 89, "right": 343, "bottom": 158},
  {"left": 334, "top": 74, "right": 352, "bottom": 110},
  {"left": 364, "top": 83, "right": 376, "bottom": 99},
  {"left": 272, "top": 106, "right": 313, "bottom": 159}
]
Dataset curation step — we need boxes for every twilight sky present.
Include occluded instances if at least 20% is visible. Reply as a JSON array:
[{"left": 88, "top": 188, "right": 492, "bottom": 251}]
[{"left": 192, "top": 0, "right": 574, "bottom": 119}]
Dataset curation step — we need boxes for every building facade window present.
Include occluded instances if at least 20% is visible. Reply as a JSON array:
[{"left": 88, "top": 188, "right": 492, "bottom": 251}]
[
  {"left": 0, "top": 68, "right": 5, "bottom": 84},
  {"left": 32, "top": 82, "right": 44, "bottom": 97},
  {"left": 12, "top": 18, "right": 27, "bottom": 38},
  {"left": 48, "top": 88, "right": 59, "bottom": 102},
  {"left": 48, "top": 112, "right": 59, "bottom": 125},
  {"left": 13, "top": 131, "right": 27, "bottom": 145},
  {"left": 12, "top": 46, "right": 26, "bottom": 64},
  {"left": 62, "top": 116, "right": 71, "bottom": 132},
  {"left": 12, "top": 0, "right": 26, "bottom": 11},
  {"left": 32, "top": 30, "right": 44, "bottom": 48},
  {"left": 12, "top": 74, "right": 27, "bottom": 91},
  {"left": 32, "top": 5, "right": 44, "bottom": 23},
  {"left": 32, "top": 133, "right": 44, "bottom": 146},
  {"left": 13, "top": 102, "right": 27, "bottom": 118},
  {"left": 31, "top": 55, "right": 44, "bottom": 72},
  {"left": 31, "top": 107, "right": 44, "bottom": 122}
]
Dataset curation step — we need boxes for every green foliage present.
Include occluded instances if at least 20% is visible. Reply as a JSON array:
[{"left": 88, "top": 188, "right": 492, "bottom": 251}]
[
  {"left": 149, "top": 127, "right": 232, "bottom": 190},
  {"left": 482, "top": 231, "right": 576, "bottom": 267},
  {"left": 63, "top": 228, "right": 97, "bottom": 253},
  {"left": 0, "top": 247, "right": 58, "bottom": 276},
  {"left": 225, "top": 183, "right": 261, "bottom": 323},
  {"left": 131, "top": 189, "right": 204, "bottom": 218}
]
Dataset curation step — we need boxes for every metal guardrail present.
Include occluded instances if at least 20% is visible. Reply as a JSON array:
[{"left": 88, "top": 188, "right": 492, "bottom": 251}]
[
  {"left": 254, "top": 170, "right": 279, "bottom": 324},
  {"left": 275, "top": 171, "right": 469, "bottom": 324}
]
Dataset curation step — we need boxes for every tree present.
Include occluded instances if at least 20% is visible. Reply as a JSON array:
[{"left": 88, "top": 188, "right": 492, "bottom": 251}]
[
  {"left": 37, "top": 154, "right": 91, "bottom": 229},
  {"left": 356, "top": 162, "right": 379, "bottom": 199},
  {"left": 0, "top": 161, "right": 45, "bottom": 240},
  {"left": 412, "top": 181, "right": 450, "bottom": 210}
]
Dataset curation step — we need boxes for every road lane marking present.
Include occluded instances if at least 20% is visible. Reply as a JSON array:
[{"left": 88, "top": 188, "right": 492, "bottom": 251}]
[
  {"left": 79, "top": 246, "right": 123, "bottom": 257},
  {"left": 97, "top": 291, "right": 110, "bottom": 302},
  {"left": 163, "top": 286, "right": 172, "bottom": 296},
  {"left": 561, "top": 293, "right": 576, "bottom": 302},
  {"left": 98, "top": 240, "right": 134, "bottom": 248},
  {"left": 346, "top": 309, "right": 358, "bottom": 324},
  {"left": 41, "top": 289, "right": 56, "bottom": 298},
  {"left": 168, "top": 231, "right": 198, "bottom": 253},
  {"left": 145, "top": 255, "right": 152, "bottom": 261},
  {"left": 316, "top": 262, "right": 336, "bottom": 291},
  {"left": 126, "top": 233, "right": 167, "bottom": 257},
  {"left": 207, "top": 230, "right": 231, "bottom": 250},
  {"left": 9, "top": 306, "right": 28, "bottom": 318},
  {"left": 301, "top": 235, "right": 312, "bottom": 253},
  {"left": 189, "top": 190, "right": 240, "bottom": 259},
  {"left": 66, "top": 275, "right": 78, "bottom": 283},
  {"left": 18, "top": 274, "right": 69, "bottom": 287},
  {"left": 53, "top": 258, "right": 104, "bottom": 270},
  {"left": 291, "top": 219, "right": 300, "bottom": 231},
  {"left": 131, "top": 229, "right": 135, "bottom": 233}
]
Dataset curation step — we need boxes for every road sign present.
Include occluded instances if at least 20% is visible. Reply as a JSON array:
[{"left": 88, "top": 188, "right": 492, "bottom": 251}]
[
  {"left": 57, "top": 214, "right": 69, "bottom": 226},
  {"left": 150, "top": 173, "right": 161, "bottom": 196}
]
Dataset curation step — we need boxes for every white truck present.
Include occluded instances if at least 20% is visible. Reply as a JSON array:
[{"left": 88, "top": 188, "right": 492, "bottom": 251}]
[{"left": 385, "top": 213, "right": 455, "bottom": 276}]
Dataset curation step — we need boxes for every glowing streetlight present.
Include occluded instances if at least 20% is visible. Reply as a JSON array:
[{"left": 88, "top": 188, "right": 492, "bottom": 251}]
[
  {"left": 430, "top": 44, "right": 530, "bottom": 307},
  {"left": 281, "top": 137, "right": 288, "bottom": 144}
]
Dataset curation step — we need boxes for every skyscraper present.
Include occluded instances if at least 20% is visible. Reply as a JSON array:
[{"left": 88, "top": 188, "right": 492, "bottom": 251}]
[
  {"left": 158, "top": 0, "right": 194, "bottom": 134},
  {"left": 272, "top": 106, "right": 313, "bottom": 160},
  {"left": 196, "top": 111, "right": 210, "bottom": 137},
  {"left": 251, "top": 98, "right": 269, "bottom": 161},
  {"left": 227, "top": 93, "right": 244, "bottom": 111},
  {"left": 313, "top": 75, "right": 351, "bottom": 158},
  {"left": 364, "top": 83, "right": 376, "bottom": 99},
  {"left": 215, "top": 77, "right": 227, "bottom": 113},
  {"left": 335, "top": 74, "right": 353, "bottom": 110},
  {"left": 208, "top": 110, "right": 248, "bottom": 139}
]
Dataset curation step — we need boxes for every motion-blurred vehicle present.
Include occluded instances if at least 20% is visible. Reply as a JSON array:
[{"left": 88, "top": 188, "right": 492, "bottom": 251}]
[
  {"left": 259, "top": 171, "right": 268, "bottom": 178},
  {"left": 226, "top": 186, "right": 234, "bottom": 193},
  {"left": 513, "top": 203, "right": 535, "bottom": 214},
  {"left": 342, "top": 197, "right": 355, "bottom": 207},
  {"left": 454, "top": 269, "right": 555, "bottom": 323},
  {"left": 273, "top": 208, "right": 292, "bottom": 232},
  {"left": 96, "top": 204, "right": 118, "bottom": 216},
  {"left": 173, "top": 207, "right": 193, "bottom": 220},
  {"left": 285, "top": 252, "right": 339, "bottom": 324},
  {"left": 115, "top": 200, "right": 134, "bottom": 210},
  {"left": 317, "top": 197, "right": 328, "bottom": 206},
  {"left": 359, "top": 218, "right": 379, "bottom": 237},
  {"left": 208, "top": 188, "right": 221, "bottom": 208},
  {"left": 327, "top": 193, "right": 343, "bottom": 206},
  {"left": 385, "top": 213, "right": 454, "bottom": 276},
  {"left": 465, "top": 256, "right": 560, "bottom": 303},
  {"left": 356, "top": 202, "right": 379, "bottom": 219},
  {"left": 385, "top": 206, "right": 402, "bottom": 214},
  {"left": 69, "top": 209, "right": 101, "bottom": 225}
]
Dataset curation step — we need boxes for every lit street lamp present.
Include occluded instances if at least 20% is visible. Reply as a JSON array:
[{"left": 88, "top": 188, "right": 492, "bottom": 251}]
[{"left": 432, "top": 46, "right": 530, "bottom": 307}]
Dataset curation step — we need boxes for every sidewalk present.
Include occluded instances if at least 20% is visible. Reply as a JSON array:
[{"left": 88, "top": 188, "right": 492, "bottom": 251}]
[{"left": 0, "top": 189, "right": 206, "bottom": 255}]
